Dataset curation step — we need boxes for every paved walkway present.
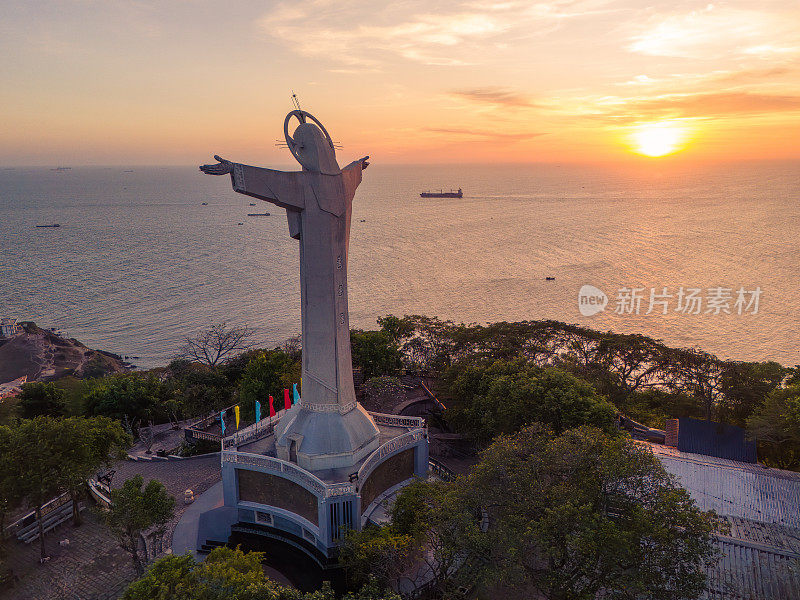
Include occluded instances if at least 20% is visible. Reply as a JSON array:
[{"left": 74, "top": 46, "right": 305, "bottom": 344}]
[
  {"left": 2, "top": 455, "right": 221, "bottom": 600},
  {"left": 172, "top": 481, "right": 223, "bottom": 559}
]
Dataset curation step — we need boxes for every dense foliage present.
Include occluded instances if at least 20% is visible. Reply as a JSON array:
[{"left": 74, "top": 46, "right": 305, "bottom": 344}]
[
  {"left": 0, "top": 416, "right": 130, "bottom": 558},
  {"left": 345, "top": 426, "right": 723, "bottom": 600},
  {"left": 447, "top": 358, "right": 618, "bottom": 443},
  {"left": 350, "top": 330, "right": 403, "bottom": 380},
  {"left": 379, "top": 315, "right": 787, "bottom": 430},
  {"left": 84, "top": 374, "right": 168, "bottom": 433},
  {"left": 238, "top": 349, "right": 301, "bottom": 419},
  {"left": 122, "top": 546, "right": 400, "bottom": 600},
  {"left": 747, "top": 384, "right": 800, "bottom": 469},
  {"left": 17, "top": 381, "right": 67, "bottom": 418}
]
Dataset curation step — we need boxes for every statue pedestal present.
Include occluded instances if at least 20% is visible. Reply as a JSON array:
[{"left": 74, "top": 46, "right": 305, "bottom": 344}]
[{"left": 274, "top": 403, "right": 380, "bottom": 472}]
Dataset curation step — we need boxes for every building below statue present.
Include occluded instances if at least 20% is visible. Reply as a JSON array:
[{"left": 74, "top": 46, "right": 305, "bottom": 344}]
[{"left": 195, "top": 409, "right": 428, "bottom": 565}]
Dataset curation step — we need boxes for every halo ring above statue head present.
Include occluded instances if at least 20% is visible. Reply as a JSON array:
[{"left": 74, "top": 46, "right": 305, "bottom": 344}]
[{"left": 284, "top": 110, "right": 339, "bottom": 175}]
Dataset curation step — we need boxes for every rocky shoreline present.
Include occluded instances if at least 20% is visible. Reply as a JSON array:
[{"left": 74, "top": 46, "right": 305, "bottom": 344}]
[{"left": 0, "top": 322, "right": 129, "bottom": 384}]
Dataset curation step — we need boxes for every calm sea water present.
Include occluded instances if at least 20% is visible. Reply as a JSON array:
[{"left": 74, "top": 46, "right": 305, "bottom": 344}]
[{"left": 1, "top": 162, "right": 798, "bottom": 370}]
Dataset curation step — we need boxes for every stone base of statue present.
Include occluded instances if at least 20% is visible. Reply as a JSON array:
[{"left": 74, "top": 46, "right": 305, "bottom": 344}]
[
  {"left": 274, "top": 403, "right": 380, "bottom": 472},
  {"left": 197, "top": 407, "right": 427, "bottom": 562}
]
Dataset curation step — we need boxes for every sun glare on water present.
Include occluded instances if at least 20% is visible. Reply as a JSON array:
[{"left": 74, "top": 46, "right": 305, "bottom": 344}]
[{"left": 631, "top": 122, "right": 687, "bottom": 157}]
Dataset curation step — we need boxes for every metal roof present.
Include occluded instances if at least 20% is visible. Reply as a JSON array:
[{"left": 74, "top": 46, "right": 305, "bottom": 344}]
[{"left": 644, "top": 443, "right": 800, "bottom": 599}]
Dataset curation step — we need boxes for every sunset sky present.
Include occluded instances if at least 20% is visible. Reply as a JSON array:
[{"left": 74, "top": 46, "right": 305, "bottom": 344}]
[{"left": 2, "top": 0, "right": 799, "bottom": 166}]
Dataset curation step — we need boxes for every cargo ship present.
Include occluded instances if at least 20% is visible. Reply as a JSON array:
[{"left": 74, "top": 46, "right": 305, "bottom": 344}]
[{"left": 420, "top": 188, "right": 462, "bottom": 198}]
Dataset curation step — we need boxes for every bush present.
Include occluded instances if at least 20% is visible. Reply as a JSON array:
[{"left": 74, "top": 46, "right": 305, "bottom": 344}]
[
  {"left": 17, "top": 382, "right": 66, "bottom": 418},
  {"left": 447, "top": 358, "right": 618, "bottom": 443}
]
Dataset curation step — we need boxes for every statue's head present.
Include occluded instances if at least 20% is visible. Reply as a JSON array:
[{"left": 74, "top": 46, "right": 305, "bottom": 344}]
[{"left": 284, "top": 110, "right": 340, "bottom": 175}]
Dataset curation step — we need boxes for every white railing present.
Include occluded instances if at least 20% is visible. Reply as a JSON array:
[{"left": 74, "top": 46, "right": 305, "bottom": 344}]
[
  {"left": 368, "top": 411, "right": 425, "bottom": 429},
  {"left": 188, "top": 429, "right": 222, "bottom": 443},
  {"left": 357, "top": 428, "right": 426, "bottom": 483},
  {"left": 222, "top": 450, "right": 355, "bottom": 498},
  {"left": 222, "top": 410, "right": 285, "bottom": 449}
]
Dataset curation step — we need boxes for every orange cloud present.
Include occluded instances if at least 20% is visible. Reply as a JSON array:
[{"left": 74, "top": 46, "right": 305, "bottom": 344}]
[{"left": 450, "top": 87, "right": 538, "bottom": 108}]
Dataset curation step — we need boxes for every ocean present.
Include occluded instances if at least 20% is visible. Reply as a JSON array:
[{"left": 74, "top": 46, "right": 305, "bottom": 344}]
[{"left": 1, "top": 162, "right": 798, "bottom": 370}]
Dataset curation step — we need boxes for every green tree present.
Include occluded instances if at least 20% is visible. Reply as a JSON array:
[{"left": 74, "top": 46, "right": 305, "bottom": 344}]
[
  {"left": 122, "top": 546, "right": 400, "bottom": 600},
  {"left": 377, "top": 427, "right": 723, "bottom": 600},
  {"left": 56, "top": 416, "right": 131, "bottom": 525},
  {"left": 4, "top": 417, "right": 68, "bottom": 559},
  {"left": 339, "top": 525, "right": 417, "bottom": 590},
  {"left": 84, "top": 374, "right": 166, "bottom": 434},
  {"left": 719, "top": 361, "right": 787, "bottom": 428},
  {"left": 350, "top": 330, "right": 403, "bottom": 379},
  {"left": 164, "top": 360, "right": 234, "bottom": 420},
  {"left": 0, "top": 425, "right": 19, "bottom": 540},
  {"left": 238, "top": 350, "right": 300, "bottom": 417},
  {"left": 464, "top": 426, "right": 721, "bottom": 599},
  {"left": 104, "top": 475, "right": 175, "bottom": 576},
  {"left": 17, "top": 382, "right": 67, "bottom": 418},
  {"left": 448, "top": 359, "right": 618, "bottom": 444},
  {"left": 747, "top": 385, "right": 800, "bottom": 469}
]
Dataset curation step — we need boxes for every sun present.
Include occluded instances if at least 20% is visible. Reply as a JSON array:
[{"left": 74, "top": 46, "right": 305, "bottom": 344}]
[{"left": 630, "top": 122, "right": 687, "bottom": 157}]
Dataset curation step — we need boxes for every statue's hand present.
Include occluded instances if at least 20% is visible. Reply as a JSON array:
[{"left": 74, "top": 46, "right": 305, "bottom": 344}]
[
  {"left": 361, "top": 155, "right": 370, "bottom": 170},
  {"left": 200, "top": 155, "right": 233, "bottom": 176}
]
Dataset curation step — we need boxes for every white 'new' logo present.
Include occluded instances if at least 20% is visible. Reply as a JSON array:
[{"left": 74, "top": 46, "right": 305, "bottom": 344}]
[{"left": 578, "top": 285, "right": 608, "bottom": 316}]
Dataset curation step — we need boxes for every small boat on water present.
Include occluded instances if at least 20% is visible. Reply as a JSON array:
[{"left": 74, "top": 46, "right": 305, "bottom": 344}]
[
  {"left": 36, "top": 224, "right": 60, "bottom": 228},
  {"left": 247, "top": 212, "right": 271, "bottom": 216},
  {"left": 420, "top": 188, "right": 462, "bottom": 198}
]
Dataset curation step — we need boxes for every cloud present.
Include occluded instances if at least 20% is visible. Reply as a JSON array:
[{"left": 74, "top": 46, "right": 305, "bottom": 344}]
[
  {"left": 424, "top": 126, "right": 547, "bottom": 141},
  {"left": 257, "top": 0, "right": 608, "bottom": 67},
  {"left": 576, "top": 91, "right": 800, "bottom": 124},
  {"left": 450, "top": 87, "right": 538, "bottom": 108},
  {"left": 627, "top": 5, "right": 800, "bottom": 60},
  {"left": 631, "top": 92, "right": 800, "bottom": 118}
]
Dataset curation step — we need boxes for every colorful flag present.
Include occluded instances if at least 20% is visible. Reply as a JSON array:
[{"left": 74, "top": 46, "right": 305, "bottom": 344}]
[
  {"left": 255, "top": 399, "right": 261, "bottom": 422},
  {"left": 234, "top": 405, "right": 240, "bottom": 430},
  {"left": 292, "top": 383, "right": 299, "bottom": 404},
  {"left": 269, "top": 395, "right": 276, "bottom": 417},
  {"left": 220, "top": 410, "right": 226, "bottom": 435},
  {"left": 284, "top": 389, "right": 291, "bottom": 411}
]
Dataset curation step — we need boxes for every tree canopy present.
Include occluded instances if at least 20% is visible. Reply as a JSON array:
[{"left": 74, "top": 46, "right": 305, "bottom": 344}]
[
  {"left": 350, "top": 330, "right": 403, "bottom": 380},
  {"left": 0, "top": 416, "right": 130, "bottom": 559},
  {"left": 84, "top": 374, "right": 167, "bottom": 433},
  {"left": 122, "top": 546, "right": 400, "bottom": 600},
  {"left": 354, "top": 425, "right": 723, "bottom": 600},
  {"left": 105, "top": 475, "right": 175, "bottom": 575},
  {"left": 17, "top": 382, "right": 67, "bottom": 418},
  {"left": 237, "top": 349, "right": 300, "bottom": 417},
  {"left": 747, "top": 384, "right": 800, "bottom": 469},
  {"left": 447, "top": 359, "right": 618, "bottom": 443}
]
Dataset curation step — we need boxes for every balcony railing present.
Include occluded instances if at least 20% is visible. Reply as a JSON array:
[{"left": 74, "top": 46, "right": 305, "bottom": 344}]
[
  {"left": 222, "top": 450, "right": 355, "bottom": 498},
  {"left": 357, "top": 428, "right": 426, "bottom": 482},
  {"left": 222, "top": 410, "right": 285, "bottom": 449},
  {"left": 369, "top": 411, "right": 426, "bottom": 429}
]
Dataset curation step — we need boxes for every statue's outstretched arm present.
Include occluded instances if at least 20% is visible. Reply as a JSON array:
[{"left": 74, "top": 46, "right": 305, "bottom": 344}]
[
  {"left": 340, "top": 156, "right": 369, "bottom": 200},
  {"left": 200, "top": 155, "right": 305, "bottom": 211}
]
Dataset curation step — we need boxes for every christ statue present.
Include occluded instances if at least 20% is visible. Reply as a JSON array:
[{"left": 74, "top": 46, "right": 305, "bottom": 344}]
[{"left": 200, "top": 110, "right": 379, "bottom": 471}]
